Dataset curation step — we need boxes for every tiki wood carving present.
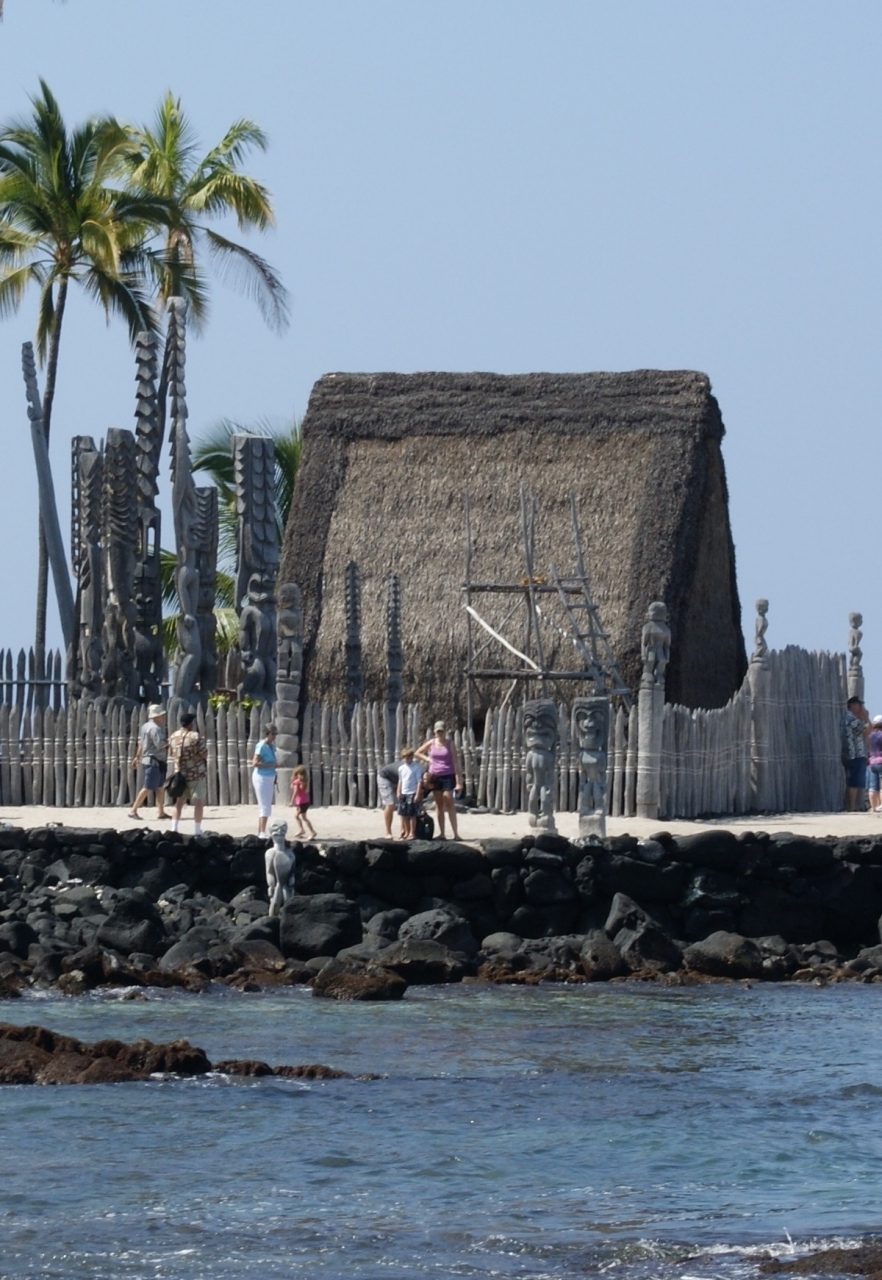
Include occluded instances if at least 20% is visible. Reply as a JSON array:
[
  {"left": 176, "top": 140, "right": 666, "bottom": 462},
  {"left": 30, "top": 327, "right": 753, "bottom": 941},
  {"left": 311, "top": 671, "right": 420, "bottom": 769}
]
[
  {"left": 195, "top": 486, "right": 219, "bottom": 698},
  {"left": 345, "top": 560, "right": 363, "bottom": 714},
  {"left": 132, "top": 331, "right": 165, "bottom": 702},
  {"left": 572, "top": 695, "right": 610, "bottom": 840},
  {"left": 275, "top": 581, "right": 303, "bottom": 767},
  {"left": 233, "top": 434, "right": 278, "bottom": 703},
  {"left": 524, "top": 698, "right": 558, "bottom": 832},
  {"left": 168, "top": 298, "right": 202, "bottom": 705},
  {"left": 69, "top": 436, "right": 104, "bottom": 699},
  {"left": 100, "top": 428, "right": 139, "bottom": 701}
]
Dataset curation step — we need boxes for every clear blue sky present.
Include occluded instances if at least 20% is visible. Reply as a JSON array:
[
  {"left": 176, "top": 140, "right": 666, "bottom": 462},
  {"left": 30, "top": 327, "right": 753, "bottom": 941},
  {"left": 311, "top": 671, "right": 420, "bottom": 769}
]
[{"left": 0, "top": 1, "right": 878, "bottom": 698}]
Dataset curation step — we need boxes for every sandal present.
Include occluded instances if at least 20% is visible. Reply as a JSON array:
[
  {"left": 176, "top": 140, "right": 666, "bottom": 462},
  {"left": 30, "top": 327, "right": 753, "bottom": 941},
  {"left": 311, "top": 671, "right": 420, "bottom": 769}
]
[
  {"left": 127, "top": 811, "right": 141, "bottom": 819},
  {"left": 156, "top": 812, "right": 170, "bottom": 820}
]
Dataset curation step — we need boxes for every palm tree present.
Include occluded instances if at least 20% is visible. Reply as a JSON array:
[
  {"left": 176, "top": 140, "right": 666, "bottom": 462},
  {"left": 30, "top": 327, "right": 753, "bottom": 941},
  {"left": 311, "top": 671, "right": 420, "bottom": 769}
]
[
  {"left": 157, "top": 418, "right": 300, "bottom": 659},
  {"left": 0, "top": 81, "right": 168, "bottom": 669},
  {"left": 123, "top": 92, "right": 289, "bottom": 333}
]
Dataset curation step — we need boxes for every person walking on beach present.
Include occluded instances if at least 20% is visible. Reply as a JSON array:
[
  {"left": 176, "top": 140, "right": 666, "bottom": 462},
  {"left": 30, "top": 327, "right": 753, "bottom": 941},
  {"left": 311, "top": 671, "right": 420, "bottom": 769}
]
[
  {"left": 377, "top": 760, "right": 402, "bottom": 837},
  {"left": 867, "top": 715, "right": 882, "bottom": 813},
  {"left": 289, "top": 764, "right": 317, "bottom": 840},
  {"left": 396, "top": 747, "right": 423, "bottom": 840},
  {"left": 167, "top": 712, "right": 207, "bottom": 835},
  {"left": 841, "top": 696, "right": 869, "bottom": 811},
  {"left": 128, "top": 704, "right": 169, "bottom": 820},
  {"left": 416, "top": 721, "right": 462, "bottom": 840},
  {"left": 251, "top": 723, "right": 278, "bottom": 837}
]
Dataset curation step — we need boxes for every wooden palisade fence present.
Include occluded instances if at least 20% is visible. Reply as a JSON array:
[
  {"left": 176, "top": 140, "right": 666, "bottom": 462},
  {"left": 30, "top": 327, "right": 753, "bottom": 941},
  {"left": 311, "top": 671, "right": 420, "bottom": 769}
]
[{"left": 0, "top": 623, "right": 852, "bottom": 818}]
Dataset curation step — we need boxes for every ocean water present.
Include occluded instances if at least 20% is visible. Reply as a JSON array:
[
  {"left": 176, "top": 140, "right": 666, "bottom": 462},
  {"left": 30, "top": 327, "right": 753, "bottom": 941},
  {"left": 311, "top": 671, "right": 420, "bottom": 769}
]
[{"left": 1, "top": 981, "right": 881, "bottom": 1279}]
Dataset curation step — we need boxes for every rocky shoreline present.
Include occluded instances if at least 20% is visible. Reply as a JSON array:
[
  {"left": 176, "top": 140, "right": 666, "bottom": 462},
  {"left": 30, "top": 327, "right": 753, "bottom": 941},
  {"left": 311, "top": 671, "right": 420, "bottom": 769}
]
[
  {"left": 0, "top": 1021, "right": 367, "bottom": 1084},
  {"left": 2, "top": 824, "right": 882, "bottom": 999}
]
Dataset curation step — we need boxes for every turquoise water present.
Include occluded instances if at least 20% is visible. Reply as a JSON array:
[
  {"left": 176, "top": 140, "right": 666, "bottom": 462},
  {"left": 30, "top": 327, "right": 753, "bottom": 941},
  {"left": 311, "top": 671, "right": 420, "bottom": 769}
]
[{"left": 1, "top": 982, "right": 881, "bottom": 1278}]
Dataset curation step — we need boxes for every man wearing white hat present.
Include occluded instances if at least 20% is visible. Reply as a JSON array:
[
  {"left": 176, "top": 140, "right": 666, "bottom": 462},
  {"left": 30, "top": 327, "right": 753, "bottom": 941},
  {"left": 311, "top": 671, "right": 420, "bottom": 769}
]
[{"left": 128, "top": 704, "right": 170, "bottom": 820}]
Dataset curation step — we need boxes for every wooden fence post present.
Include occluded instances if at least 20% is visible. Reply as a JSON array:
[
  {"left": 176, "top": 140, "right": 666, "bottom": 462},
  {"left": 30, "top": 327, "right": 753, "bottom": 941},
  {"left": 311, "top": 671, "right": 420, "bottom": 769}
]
[{"left": 748, "top": 598, "right": 771, "bottom": 813}]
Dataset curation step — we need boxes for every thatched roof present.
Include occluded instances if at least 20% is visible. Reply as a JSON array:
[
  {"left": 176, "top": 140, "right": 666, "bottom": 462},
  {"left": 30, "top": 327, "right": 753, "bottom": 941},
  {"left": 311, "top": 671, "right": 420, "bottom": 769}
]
[{"left": 279, "top": 370, "right": 746, "bottom": 721}]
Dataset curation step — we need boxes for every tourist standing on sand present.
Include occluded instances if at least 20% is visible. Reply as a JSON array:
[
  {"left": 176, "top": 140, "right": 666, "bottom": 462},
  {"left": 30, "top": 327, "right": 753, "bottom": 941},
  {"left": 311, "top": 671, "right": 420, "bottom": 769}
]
[
  {"left": 867, "top": 715, "right": 882, "bottom": 813},
  {"left": 168, "top": 712, "right": 207, "bottom": 835},
  {"left": 417, "top": 721, "right": 462, "bottom": 840},
  {"left": 129, "top": 704, "right": 169, "bottom": 820},
  {"left": 251, "top": 723, "right": 278, "bottom": 837},
  {"left": 842, "top": 696, "right": 869, "bottom": 811},
  {"left": 396, "top": 747, "right": 423, "bottom": 840},
  {"left": 377, "top": 760, "right": 401, "bottom": 837}
]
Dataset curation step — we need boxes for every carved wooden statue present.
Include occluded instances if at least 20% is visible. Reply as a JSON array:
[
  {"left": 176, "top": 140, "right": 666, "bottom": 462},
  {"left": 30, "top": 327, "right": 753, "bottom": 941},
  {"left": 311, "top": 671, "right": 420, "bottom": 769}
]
[
  {"left": 168, "top": 299, "right": 203, "bottom": 706},
  {"left": 195, "top": 486, "right": 219, "bottom": 698},
  {"left": 524, "top": 698, "right": 558, "bottom": 832},
  {"left": 572, "top": 695, "right": 610, "bottom": 839},
  {"left": 275, "top": 581, "right": 303, "bottom": 768},
  {"left": 69, "top": 436, "right": 104, "bottom": 699},
  {"left": 100, "top": 428, "right": 139, "bottom": 700},
  {"left": 233, "top": 433, "right": 278, "bottom": 703},
  {"left": 753, "top": 598, "right": 769, "bottom": 662},
  {"left": 132, "top": 330, "right": 165, "bottom": 703},
  {"left": 848, "top": 611, "right": 864, "bottom": 701},
  {"left": 641, "top": 601, "right": 671, "bottom": 686},
  {"left": 345, "top": 559, "right": 363, "bottom": 713},
  {"left": 266, "top": 820, "right": 297, "bottom": 916},
  {"left": 385, "top": 571, "right": 402, "bottom": 753}
]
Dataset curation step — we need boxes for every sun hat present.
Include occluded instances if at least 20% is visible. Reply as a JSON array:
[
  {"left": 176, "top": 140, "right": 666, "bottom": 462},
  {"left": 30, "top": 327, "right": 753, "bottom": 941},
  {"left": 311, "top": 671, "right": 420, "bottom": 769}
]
[
  {"left": 873, "top": 714, "right": 882, "bottom": 726},
  {"left": 148, "top": 704, "right": 166, "bottom": 718},
  {"left": 434, "top": 720, "right": 445, "bottom": 732}
]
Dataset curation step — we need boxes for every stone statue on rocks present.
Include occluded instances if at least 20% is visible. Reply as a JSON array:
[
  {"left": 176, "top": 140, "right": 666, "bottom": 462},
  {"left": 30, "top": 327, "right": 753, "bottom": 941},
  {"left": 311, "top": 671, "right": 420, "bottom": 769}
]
[
  {"left": 275, "top": 582, "right": 303, "bottom": 769},
  {"left": 265, "top": 820, "right": 297, "bottom": 917},
  {"left": 641, "top": 601, "right": 671, "bottom": 685},
  {"left": 572, "top": 695, "right": 610, "bottom": 840},
  {"left": 524, "top": 698, "right": 559, "bottom": 832}
]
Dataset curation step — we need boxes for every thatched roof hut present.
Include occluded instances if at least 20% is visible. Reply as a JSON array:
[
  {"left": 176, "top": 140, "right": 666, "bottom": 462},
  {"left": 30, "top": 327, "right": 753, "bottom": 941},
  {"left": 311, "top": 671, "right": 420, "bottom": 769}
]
[{"left": 279, "top": 370, "right": 746, "bottom": 721}]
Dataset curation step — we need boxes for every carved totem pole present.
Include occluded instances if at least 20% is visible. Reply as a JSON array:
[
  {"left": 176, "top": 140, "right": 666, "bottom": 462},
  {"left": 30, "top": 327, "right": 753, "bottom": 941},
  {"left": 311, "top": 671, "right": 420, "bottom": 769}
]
[
  {"left": 275, "top": 581, "right": 303, "bottom": 772},
  {"left": 69, "top": 436, "right": 104, "bottom": 699},
  {"left": 195, "top": 486, "right": 219, "bottom": 698},
  {"left": 233, "top": 433, "right": 278, "bottom": 703},
  {"left": 345, "top": 560, "right": 363, "bottom": 714},
  {"left": 167, "top": 299, "right": 203, "bottom": 707},
  {"left": 848, "top": 611, "right": 864, "bottom": 702},
  {"left": 524, "top": 698, "right": 559, "bottom": 832},
  {"left": 132, "top": 331, "right": 165, "bottom": 703},
  {"left": 572, "top": 695, "right": 610, "bottom": 840},
  {"left": 635, "top": 601, "right": 670, "bottom": 820},
  {"left": 748, "top": 598, "right": 771, "bottom": 812},
  {"left": 385, "top": 572, "right": 402, "bottom": 754},
  {"left": 100, "top": 428, "right": 140, "bottom": 700}
]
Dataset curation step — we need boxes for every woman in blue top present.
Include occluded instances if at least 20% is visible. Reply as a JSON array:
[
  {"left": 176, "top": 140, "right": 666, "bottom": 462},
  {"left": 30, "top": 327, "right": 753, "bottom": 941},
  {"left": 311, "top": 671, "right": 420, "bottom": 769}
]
[{"left": 251, "top": 723, "right": 278, "bottom": 836}]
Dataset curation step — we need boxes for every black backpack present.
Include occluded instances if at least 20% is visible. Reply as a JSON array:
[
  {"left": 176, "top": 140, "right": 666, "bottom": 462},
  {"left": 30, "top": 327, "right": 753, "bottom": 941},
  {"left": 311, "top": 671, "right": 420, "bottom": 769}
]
[{"left": 414, "top": 811, "right": 435, "bottom": 840}]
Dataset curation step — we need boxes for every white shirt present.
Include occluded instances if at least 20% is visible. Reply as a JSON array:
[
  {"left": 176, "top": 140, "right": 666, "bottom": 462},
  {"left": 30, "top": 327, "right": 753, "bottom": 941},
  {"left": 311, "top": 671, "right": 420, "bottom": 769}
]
[{"left": 398, "top": 761, "right": 423, "bottom": 795}]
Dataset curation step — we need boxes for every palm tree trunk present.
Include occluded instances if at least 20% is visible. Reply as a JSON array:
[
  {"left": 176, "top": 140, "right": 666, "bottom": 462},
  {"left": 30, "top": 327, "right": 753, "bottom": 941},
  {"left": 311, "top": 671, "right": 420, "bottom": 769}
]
[{"left": 33, "top": 276, "right": 68, "bottom": 681}]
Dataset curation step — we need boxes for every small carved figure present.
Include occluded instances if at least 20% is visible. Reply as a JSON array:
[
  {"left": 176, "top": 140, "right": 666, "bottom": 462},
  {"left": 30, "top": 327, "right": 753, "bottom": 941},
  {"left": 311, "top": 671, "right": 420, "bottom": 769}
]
[
  {"left": 641, "top": 602, "right": 671, "bottom": 686},
  {"left": 523, "top": 698, "right": 558, "bottom": 832},
  {"left": 238, "top": 573, "right": 277, "bottom": 702},
  {"left": 753, "top": 598, "right": 769, "bottom": 662},
  {"left": 265, "top": 820, "right": 297, "bottom": 917},
  {"left": 572, "top": 695, "right": 610, "bottom": 839}
]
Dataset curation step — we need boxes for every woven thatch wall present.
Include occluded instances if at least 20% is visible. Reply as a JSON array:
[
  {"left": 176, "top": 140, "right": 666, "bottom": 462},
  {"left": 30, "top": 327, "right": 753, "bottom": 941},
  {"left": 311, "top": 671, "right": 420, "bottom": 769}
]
[{"left": 279, "top": 371, "right": 746, "bottom": 721}]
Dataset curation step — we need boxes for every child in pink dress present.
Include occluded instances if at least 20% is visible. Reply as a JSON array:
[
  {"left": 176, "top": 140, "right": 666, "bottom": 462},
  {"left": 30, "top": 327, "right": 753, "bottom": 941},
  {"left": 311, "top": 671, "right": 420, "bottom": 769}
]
[{"left": 289, "top": 765, "right": 317, "bottom": 839}]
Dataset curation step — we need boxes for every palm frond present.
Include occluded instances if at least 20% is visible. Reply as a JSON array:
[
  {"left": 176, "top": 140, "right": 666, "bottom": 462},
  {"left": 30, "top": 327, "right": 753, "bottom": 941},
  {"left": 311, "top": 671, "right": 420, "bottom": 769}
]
[
  {"left": 0, "top": 260, "right": 42, "bottom": 318},
  {"left": 202, "top": 227, "right": 289, "bottom": 332}
]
